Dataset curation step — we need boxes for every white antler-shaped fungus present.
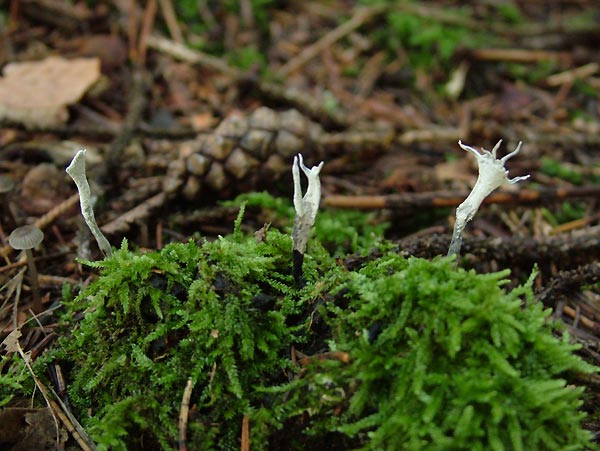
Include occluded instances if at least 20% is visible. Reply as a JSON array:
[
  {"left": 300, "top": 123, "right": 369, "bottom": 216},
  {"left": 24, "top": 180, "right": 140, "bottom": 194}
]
[
  {"left": 66, "top": 149, "right": 113, "bottom": 257},
  {"left": 292, "top": 153, "right": 324, "bottom": 284},
  {"left": 448, "top": 140, "right": 529, "bottom": 258}
]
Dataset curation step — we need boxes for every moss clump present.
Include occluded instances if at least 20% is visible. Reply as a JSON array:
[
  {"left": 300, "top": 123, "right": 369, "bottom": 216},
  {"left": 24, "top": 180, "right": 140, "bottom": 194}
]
[
  {"left": 263, "top": 254, "right": 596, "bottom": 450},
  {"left": 3, "top": 203, "right": 594, "bottom": 450},
  {"left": 43, "top": 221, "right": 341, "bottom": 450}
]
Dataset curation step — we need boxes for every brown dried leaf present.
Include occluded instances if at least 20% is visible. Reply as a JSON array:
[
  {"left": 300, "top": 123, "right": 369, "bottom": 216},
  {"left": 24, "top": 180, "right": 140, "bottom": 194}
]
[
  {"left": 1, "top": 329, "right": 22, "bottom": 353},
  {"left": 0, "top": 56, "right": 100, "bottom": 128}
]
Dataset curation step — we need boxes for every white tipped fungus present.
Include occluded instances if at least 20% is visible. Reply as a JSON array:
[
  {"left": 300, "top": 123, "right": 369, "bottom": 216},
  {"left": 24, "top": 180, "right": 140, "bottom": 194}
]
[
  {"left": 448, "top": 140, "right": 530, "bottom": 258},
  {"left": 292, "top": 153, "right": 324, "bottom": 255},
  {"left": 66, "top": 149, "right": 113, "bottom": 257}
]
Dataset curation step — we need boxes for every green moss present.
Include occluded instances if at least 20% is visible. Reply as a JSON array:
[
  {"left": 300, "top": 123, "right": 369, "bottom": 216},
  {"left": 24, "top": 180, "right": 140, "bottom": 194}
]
[
  {"left": 40, "top": 222, "right": 341, "bottom": 450},
  {"left": 372, "top": 3, "right": 497, "bottom": 74},
  {"left": 228, "top": 46, "right": 268, "bottom": 72},
  {"left": 260, "top": 254, "right": 597, "bottom": 451},
  {"left": 503, "top": 60, "right": 560, "bottom": 84},
  {"left": 224, "top": 192, "right": 389, "bottom": 254},
  {"left": 539, "top": 201, "right": 589, "bottom": 228},
  {"left": 3, "top": 206, "right": 596, "bottom": 450},
  {"left": 0, "top": 353, "right": 31, "bottom": 407},
  {"left": 493, "top": 3, "right": 524, "bottom": 24},
  {"left": 541, "top": 157, "right": 583, "bottom": 185}
]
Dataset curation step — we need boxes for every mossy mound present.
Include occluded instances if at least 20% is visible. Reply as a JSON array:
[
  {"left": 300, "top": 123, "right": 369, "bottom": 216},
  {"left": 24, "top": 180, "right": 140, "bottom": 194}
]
[
  {"left": 269, "top": 255, "right": 596, "bottom": 451},
  {"left": 44, "top": 224, "right": 336, "bottom": 450},
  {"left": 6, "top": 213, "right": 594, "bottom": 450}
]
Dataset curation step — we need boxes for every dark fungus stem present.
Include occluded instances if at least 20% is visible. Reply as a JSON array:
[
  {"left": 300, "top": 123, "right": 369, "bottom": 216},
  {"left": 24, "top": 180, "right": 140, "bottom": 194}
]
[
  {"left": 25, "top": 248, "right": 42, "bottom": 314},
  {"left": 293, "top": 249, "right": 304, "bottom": 288}
]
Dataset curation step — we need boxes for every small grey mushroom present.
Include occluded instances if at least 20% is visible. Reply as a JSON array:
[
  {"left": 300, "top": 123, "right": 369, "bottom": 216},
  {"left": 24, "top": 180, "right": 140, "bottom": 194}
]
[{"left": 9, "top": 225, "right": 44, "bottom": 314}]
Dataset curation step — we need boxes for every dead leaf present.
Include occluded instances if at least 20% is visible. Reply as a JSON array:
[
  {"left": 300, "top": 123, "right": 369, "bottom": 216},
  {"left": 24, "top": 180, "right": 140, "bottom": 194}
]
[
  {"left": 254, "top": 223, "right": 271, "bottom": 243},
  {"left": 1, "top": 329, "right": 22, "bottom": 353},
  {"left": 0, "top": 56, "right": 101, "bottom": 128}
]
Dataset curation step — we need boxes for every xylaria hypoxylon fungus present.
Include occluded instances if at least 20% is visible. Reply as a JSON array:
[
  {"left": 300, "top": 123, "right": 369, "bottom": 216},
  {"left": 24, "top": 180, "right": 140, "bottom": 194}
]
[
  {"left": 66, "top": 149, "right": 113, "bottom": 257},
  {"left": 448, "top": 140, "right": 529, "bottom": 258},
  {"left": 292, "top": 153, "right": 324, "bottom": 285}
]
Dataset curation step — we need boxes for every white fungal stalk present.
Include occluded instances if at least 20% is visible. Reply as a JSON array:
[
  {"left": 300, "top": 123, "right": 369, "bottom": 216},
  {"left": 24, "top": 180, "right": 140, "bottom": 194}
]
[
  {"left": 66, "top": 149, "right": 113, "bottom": 257},
  {"left": 292, "top": 154, "right": 324, "bottom": 253},
  {"left": 292, "top": 153, "right": 324, "bottom": 284},
  {"left": 448, "top": 140, "right": 529, "bottom": 258}
]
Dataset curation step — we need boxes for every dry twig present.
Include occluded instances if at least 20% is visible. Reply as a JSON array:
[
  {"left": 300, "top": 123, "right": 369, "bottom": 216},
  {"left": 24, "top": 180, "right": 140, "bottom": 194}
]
[
  {"left": 562, "top": 305, "right": 599, "bottom": 334},
  {"left": 158, "top": 0, "right": 184, "bottom": 44},
  {"left": 342, "top": 229, "right": 600, "bottom": 274},
  {"left": 467, "top": 48, "right": 570, "bottom": 64},
  {"left": 138, "top": 0, "right": 158, "bottom": 65},
  {"left": 101, "top": 192, "right": 166, "bottom": 235},
  {"left": 546, "top": 62, "right": 599, "bottom": 87},
  {"left": 178, "top": 378, "right": 193, "bottom": 451},
  {"left": 325, "top": 186, "right": 600, "bottom": 210},
  {"left": 241, "top": 415, "right": 250, "bottom": 451},
  {"left": 297, "top": 351, "right": 351, "bottom": 366},
  {"left": 537, "top": 263, "right": 600, "bottom": 308}
]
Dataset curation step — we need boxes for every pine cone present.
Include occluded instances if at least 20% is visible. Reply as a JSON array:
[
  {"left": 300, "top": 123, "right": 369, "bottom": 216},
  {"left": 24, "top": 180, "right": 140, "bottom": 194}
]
[
  {"left": 163, "top": 107, "right": 394, "bottom": 200},
  {"left": 163, "top": 107, "right": 323, "bottom": 200}
]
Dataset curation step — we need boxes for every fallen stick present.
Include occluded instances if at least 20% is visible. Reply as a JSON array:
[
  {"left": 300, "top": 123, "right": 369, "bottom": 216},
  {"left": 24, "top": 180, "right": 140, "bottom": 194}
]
[{"left": 324, "top": 185, "right": 600, "bottom": 210}]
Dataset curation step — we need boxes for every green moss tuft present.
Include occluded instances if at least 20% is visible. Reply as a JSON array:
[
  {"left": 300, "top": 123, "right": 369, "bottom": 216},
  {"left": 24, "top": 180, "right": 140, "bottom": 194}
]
[
  {"left": 268, "top": 254, "right": 596, "bottom": 451},
  {"left": 224, "top": 192, "right": 389, "bottom": 254},
  {"left": 3, "top": 208, "right": 596, "bottom": 450},
  {"left": 42, "top": 228, "right": 341, "bottom": 450}
]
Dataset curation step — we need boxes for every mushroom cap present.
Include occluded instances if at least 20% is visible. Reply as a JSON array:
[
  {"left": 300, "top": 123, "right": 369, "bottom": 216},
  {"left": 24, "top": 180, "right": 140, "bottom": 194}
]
[
  {"left": 8, "top": 225, "right": 44, "bottom": 250},
  {"left": 0, "top": 175, "right": 14, "bottom": 194}
]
